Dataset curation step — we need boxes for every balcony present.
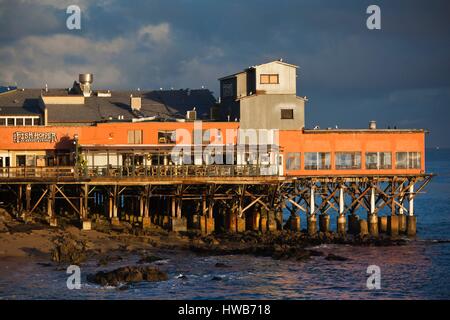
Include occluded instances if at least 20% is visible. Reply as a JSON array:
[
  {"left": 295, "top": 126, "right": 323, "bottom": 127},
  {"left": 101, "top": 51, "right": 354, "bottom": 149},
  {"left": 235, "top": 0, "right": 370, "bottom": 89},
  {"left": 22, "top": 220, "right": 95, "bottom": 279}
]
[{"left": 0, "top": 164, "right": 278, "bottom": 180}]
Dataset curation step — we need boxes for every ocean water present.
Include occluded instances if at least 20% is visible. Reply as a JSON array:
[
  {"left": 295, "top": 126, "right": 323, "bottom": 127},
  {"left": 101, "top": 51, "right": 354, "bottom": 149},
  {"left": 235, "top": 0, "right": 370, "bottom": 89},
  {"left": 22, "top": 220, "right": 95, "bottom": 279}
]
[{"left": 0, "top": 149, "right": 449, "bottom": 300}]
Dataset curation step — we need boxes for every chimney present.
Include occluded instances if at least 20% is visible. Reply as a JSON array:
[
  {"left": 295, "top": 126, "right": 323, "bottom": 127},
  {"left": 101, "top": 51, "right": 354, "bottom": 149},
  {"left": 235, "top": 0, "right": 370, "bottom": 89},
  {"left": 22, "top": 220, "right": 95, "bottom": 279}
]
[
  {"left": 186, "top": 107, "right": 197, "bottom": 121},
  {"left": 369, "top": 120, "right": 377, "bottom": 129},
  {"left": 130, "top": 94, "right": 141, "bottom": 111},
  {"left": 79, "top": 73, "right": 93, "bottom": 97}
]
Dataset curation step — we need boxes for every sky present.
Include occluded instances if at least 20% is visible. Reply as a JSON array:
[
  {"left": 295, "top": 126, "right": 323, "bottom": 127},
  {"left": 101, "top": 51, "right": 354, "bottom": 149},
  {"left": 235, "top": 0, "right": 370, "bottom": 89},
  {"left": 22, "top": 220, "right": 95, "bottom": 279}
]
[{"left": 0, "top": 0, "right": 449, "bottom": 147}]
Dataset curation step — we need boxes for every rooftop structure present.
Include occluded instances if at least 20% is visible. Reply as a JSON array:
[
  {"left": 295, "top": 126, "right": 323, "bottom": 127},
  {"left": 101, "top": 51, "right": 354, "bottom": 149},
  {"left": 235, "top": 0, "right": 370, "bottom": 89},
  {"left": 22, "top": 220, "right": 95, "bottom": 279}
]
[{"left": 0, "top": 76, "right": 217, "bottom": 126}]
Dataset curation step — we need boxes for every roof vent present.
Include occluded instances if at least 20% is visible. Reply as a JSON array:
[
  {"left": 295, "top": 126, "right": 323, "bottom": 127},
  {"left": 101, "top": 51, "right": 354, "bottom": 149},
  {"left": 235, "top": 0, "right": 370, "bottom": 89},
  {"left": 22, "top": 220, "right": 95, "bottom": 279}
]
[
  {"left": 186, "top": 108, "right": 197, "bottom": 121},
  {"left": 79, "top": 73, "right": 93, "bottom": 97},
  {"left": 369, "top": 120, "right": 377, "bottom": 129},
  {"left": 130, "top": 94, "right": 141, "bottom": 111},
  {"left": 97, "top": 91, "right": 111, "bottom": 97}
]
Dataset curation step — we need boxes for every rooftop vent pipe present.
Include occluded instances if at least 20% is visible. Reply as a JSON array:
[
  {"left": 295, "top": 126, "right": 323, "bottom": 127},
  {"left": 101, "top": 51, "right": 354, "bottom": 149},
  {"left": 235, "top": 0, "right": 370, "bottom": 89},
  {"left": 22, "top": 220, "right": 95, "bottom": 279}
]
[
  {"left": 79, "top": 73, "right": 93, "bottom": 97},
  {"left": 130, "top": 94, "right": 141, "bottom": 111},
  {"left": 369, "top": 120, "right": 377, "bottom": 129},
  {"left": 186, "top": 107, "right": 197, "bottom": 121}
]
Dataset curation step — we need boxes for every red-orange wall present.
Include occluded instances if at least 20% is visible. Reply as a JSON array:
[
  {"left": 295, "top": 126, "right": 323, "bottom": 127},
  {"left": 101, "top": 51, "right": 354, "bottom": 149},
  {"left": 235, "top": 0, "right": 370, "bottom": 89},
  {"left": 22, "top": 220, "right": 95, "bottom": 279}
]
[
  {"left": 0, "top": 122, "right": 240, "bottom": 150},
  {"left": 280, "top": 130, "right": 426, "bottom": 175},
  {"left": 0, "top": 123, "right": 426, "bottom": 175}
]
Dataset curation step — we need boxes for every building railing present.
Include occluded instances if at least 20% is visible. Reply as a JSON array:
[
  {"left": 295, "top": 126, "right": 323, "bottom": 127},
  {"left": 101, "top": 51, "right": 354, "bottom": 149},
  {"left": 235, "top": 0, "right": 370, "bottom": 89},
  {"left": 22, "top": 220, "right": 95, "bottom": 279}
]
[
  {"left": 0, "top": 164, "right": 278, "bottom": 179},
  {"left": 81, "top": 164, "right": 277, "bottom": 178},
  {"left": 0, "top": 166, "right": 75, "bottom": 179}
]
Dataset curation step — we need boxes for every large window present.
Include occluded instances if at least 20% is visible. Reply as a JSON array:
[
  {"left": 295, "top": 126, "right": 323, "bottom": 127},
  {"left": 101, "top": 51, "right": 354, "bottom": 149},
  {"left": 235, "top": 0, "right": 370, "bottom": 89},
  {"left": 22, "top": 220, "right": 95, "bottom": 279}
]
[
  {"left": 366, "top": 152, "right": 392, "bottom": 169},
  {"left": 158, "top": 130, "right": 176, "bottom": 144},
  {"left": 281, "top": 109, "right": 294, "bottom": 119},
  {"left": 396, "top": 152, "right": 421, "bottom": 169},
  {"left": 127, "top": 130, "right": 143, "bottom": 144},
  {"left": 222, "top": 83, "right": 233, "bottom": 97},
  {"left": 408, "top": 152, "right": 421, "bottom": 169},
  {"left": 260, "top": 74, "right": 279, "bottom": 84},
  {"left": 396, "top": 152, "right": 408, "bottom": 169},
  {"left": 0, "top": 117, "right": 39, "bottom": 126},
  {"left": 305, "top": 152, "right": 331, "bottom": 170},
  {"left": 202, "top": 129, "right": 211, "bottom": 144},
  {"left": 335, "top": 152, "right": 361, "bottom": 170},
  {"left": 286, "top": 152, "right": 301, "bottom": 170}
]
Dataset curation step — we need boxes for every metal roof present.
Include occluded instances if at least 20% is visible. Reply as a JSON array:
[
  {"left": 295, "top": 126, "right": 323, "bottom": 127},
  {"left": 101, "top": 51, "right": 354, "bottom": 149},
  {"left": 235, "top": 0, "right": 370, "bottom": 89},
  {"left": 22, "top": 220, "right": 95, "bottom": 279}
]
[
  {"left": 218, "top": 60, "right": 298, "bottom": 80},
  {"left": 0, "top": 88, "right": 42, "bottom": 116},
  {"left": 0, "top": 88, "right": 216, "bottom": 122},
  {"left": 303, "top": 129, "right": 426, "bottom": 134}
]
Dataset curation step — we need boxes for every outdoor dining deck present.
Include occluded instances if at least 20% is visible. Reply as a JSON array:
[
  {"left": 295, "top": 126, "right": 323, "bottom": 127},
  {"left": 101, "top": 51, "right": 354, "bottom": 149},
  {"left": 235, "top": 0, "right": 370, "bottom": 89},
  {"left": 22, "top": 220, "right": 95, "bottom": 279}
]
[{"left": 0, "top": 164, "right": 278, "bottom": 180}]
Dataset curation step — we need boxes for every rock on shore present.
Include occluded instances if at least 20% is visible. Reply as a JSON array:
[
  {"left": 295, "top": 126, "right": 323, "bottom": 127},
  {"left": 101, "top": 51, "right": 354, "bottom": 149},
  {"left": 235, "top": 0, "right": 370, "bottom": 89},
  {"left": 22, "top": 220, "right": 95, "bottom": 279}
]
[
  {"left": 87, "top": 266, "right": 168, "bottom": 286},
  {"left": 51, "top": 235, "right": 87, "bottom": 265}
]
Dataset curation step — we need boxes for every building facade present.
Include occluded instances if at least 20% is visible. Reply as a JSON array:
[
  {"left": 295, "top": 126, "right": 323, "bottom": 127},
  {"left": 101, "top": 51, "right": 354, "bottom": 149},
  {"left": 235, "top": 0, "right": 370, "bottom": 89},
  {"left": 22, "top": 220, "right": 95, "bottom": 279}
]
[{"left": 0, "top": 61, "right": 426, "bottom": 177}]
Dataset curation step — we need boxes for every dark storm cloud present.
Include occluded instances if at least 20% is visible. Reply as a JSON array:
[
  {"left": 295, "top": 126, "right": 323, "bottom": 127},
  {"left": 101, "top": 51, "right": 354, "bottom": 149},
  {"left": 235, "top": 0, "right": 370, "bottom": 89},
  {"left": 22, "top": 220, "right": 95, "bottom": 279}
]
[
  {"left": 0, "top": 0, "right": 63, "bottom": 42},
  {"left": 0, "top": 0, "right": 449, "bottom": 146}
]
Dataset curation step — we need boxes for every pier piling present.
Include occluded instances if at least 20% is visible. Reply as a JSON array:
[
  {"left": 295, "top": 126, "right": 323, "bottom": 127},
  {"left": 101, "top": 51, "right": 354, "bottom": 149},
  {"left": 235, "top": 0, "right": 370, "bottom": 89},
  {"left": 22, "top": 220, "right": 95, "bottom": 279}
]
[
  {"left": 337, "top": 215, "right": 346, "bottom": 235},
  {"left": 378, "top": 216, "right": 388, "bottom": 233},
  {"left": 319, "top": 214, "right": 330, "bottom": 233},
  {"left": 388, "top": 215, "right": 399, "bottom": 236},
  {"left": 0, "top": 174, "right": 431, "bottom": 241},
  {"left": 307, "top": 215, "right": 317, "bottom": 236},
  {"left": 407, "top": 215, "right": 417, "bottom": 237},
  {"left": 368, "top": 214, "right": 378, "bottom": 237}
]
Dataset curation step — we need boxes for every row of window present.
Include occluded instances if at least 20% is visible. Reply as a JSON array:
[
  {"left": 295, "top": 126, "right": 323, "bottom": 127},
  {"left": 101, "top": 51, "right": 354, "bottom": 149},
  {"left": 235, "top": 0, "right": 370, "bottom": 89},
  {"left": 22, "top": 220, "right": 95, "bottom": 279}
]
[
  {"left": 0, "top": 117, "right": 40, "bottom": 126},
  {"left": 286, "top": 152, "right": 421, "bottom": 170},
  {"left": 260, "top": 74, "right": 279, "bottom": 84},
  {"left": 128, "top": 130, "right": 224, "bottom": 144}
]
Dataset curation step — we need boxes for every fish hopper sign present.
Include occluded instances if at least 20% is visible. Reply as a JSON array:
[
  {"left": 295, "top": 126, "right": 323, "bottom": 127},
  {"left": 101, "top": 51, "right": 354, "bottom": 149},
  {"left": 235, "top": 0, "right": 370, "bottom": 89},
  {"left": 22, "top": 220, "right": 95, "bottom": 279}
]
[{"left": 13, "top": 131, "right": 57, "bottom": 143}]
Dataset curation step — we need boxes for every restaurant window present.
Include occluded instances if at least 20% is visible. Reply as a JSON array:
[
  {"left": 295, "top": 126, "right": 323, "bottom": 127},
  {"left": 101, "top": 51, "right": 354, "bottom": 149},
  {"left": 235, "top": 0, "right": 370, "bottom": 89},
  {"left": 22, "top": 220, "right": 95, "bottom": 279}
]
[
  {"left": 305, "top": 152, "right": 331, "bottom": 170},
  {"left": 281, "top": 109, "right": 294, "bottom": 120},
  {"left": 26, "top": 155, "right": 36, "bottom": 166},
  {"left": 7, "top": 118, "right": 14, "bottom": 126},
  {"left": 335, "top": 152, "right": 361, "bottom": 170},
  {"left": 36, "top": 155, "right": 46, "bottom": 167},
  {"left": 158, "top": 130, "right": 176, "bottom": 144},
  {"left": 0, "top": 118, "right": 5, "bottom": 126},
  {"left": 16, "top": 118, "right": 24, "bottom": 126},
  {"left": 16, "top": 155, "right": 26, "bottom": 167},
  {"left": 260, "top": 74, "right": 279, "bottom": 84},
  {"left": 25, "top": 118, "right": 33, "bottom": 126},
  {"left": 286, "top": 152, "right": 301, "bottom": 170},
  {"left": 222, "top": 83, "right": 233, "bottom": 97},
  {"left": 202, "top": 129, "right": 211, "bottom": 144},
  {"left": 127, "top": 130, "right": 143, "bottom": 144},
  {"left": 408, "top": 152, "right": 421, "bottom": 169},
  {"left": 366, "top": 152, "right": 392, "bottom": 169},
  {"left": 211, "top": 129, "right": 223, "bottom": 143},
  {"left": 379, "top": 152, "right": 392, "bottom": 169},
  {"left": 396, "top": 152, "right": 408, "bottom": 169}
]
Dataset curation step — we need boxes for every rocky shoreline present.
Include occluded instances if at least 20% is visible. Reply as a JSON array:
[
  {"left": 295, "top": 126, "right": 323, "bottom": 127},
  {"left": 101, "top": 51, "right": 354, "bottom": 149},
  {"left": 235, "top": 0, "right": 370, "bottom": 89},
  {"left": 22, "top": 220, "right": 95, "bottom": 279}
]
[{"left": 0, "top": 208, "right": 410, "bottom": 287}]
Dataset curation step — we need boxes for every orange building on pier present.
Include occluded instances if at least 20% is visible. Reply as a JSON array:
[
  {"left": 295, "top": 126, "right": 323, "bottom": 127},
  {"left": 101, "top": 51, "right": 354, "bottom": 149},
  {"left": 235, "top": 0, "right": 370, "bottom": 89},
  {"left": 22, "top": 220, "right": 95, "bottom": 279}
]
[{"left": 0, "top": 60, "right": 431, "bottom": 236}]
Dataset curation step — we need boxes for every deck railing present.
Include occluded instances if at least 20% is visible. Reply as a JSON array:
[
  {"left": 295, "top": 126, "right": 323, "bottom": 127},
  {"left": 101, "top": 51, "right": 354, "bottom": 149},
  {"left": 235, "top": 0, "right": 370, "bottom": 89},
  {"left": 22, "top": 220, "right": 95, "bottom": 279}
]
[
  {"left": 0, "top": 164, "right": 278, "bottom": 179},
  {"left": 0, "top": 166, "right": 75, "bottom": 179}
]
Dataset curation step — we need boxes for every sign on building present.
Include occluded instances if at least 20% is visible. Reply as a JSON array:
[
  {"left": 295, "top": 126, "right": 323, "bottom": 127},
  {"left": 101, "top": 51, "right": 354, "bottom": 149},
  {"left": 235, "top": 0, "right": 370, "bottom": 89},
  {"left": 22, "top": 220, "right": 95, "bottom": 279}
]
[{"left": 13, "top": 132, "right": 57, "bottom": 143}]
